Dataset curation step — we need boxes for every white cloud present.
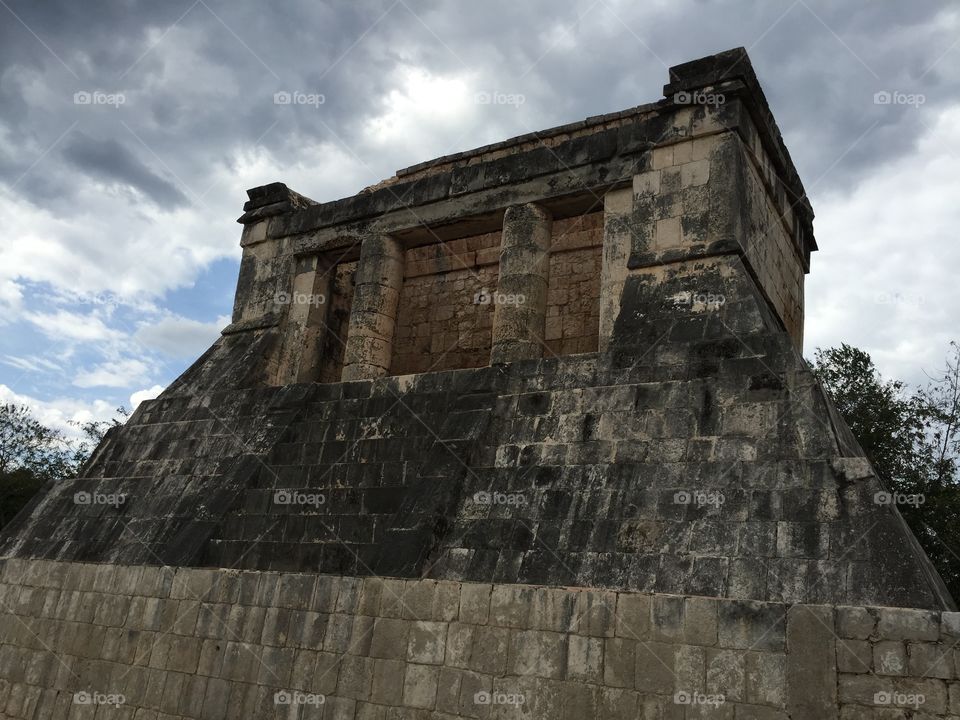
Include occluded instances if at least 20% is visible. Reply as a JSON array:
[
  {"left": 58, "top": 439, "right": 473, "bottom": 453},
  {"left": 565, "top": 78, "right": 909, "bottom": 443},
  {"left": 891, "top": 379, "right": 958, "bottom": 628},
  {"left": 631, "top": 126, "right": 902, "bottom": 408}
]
[
  {"left": 21, "top": 309, "right": 121, "bottom": 342},
  {"left": 73, "top": 358, "right": 151, "bottom": 388},
  {"left": 806, "top": 103, "right": 960, "bottom": 386},
  {"left": 130, "top": 384, "right": 164, "bottom": 408},
  {"left": 0, "top": 181, "right": 238, "bottom": 316},
  {"left": 135, "top": 313, "right": 229, "bottom": 358},
  {"left": 0, "top": 278, "right": 23, "bottom": 319},
  {"left": 0, "top": 383, "right": 118, "bottom": 439},
  {"left": 365, "top": 66, "right": 476, "bottom": 147},
  {"left": 2, "top": 355, "right": 62, "bottom": 373}
]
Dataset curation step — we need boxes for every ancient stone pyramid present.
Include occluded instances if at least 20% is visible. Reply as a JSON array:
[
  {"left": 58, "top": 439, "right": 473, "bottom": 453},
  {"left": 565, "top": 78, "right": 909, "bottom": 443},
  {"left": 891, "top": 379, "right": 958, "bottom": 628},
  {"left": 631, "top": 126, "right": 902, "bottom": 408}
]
[{"left": 0, "top": 48, "right": 956, "bottom": 719}]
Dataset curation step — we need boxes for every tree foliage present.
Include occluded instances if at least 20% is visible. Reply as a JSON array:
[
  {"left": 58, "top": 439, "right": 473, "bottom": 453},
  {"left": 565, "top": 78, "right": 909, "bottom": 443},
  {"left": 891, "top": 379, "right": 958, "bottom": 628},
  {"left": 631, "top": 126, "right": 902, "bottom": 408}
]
[
  {"left": 0, "top": 404, "right": 126, "bottom": 529},
  {"left": 811, "top": 342, "right": 960, "bottom": 602}
]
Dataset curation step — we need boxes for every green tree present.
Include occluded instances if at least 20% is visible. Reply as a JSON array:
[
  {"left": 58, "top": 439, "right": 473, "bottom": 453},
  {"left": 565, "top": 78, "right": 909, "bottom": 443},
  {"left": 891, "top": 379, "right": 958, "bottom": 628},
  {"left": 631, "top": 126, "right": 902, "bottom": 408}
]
[
  {"left": 811, "top": 343, "right": 960, "bottom": 600},
  {"left": 68, "top": 406, "right": 128, "bottom": 474},
  {"left": 913, "top": 342, "right": 960, "bottom": 597},
  {"left": 0, "top": 404, "right": 127, "bottom": 529},
  {"left": 0, "top": 404, "right": 70, "bottom": 527}
]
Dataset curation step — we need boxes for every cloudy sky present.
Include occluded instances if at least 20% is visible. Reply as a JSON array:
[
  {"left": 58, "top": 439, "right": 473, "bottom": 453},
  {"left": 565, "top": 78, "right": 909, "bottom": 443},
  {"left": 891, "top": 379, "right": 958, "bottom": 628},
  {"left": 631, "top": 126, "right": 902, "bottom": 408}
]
[{"left": 1, "top": 0, "right": 958, "bottom": 435}]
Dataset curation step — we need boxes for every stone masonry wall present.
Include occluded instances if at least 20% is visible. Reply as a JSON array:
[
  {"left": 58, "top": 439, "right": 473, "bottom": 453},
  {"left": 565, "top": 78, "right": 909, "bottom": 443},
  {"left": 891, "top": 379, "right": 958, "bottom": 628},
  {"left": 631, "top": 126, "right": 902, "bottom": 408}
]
[
  {"left": 0, "top": 558, "right": 958, "bottom": 720},
  {"left": 736, "top": 130, "right": 806, "bottom": 348},
  {"left": 389, "top": 212, "right": 603, "bottom": 376},
  {"left": 3, "top": 254, "right": 950, "bottom": 609},
  {"left": 390, "top": 231, "right": 501, "bottom": 376},
  {"left": 835, "top": 605, "right": 960, "bottom": 718},
  {"left": 545, "top": 213, "right": 602, "bottom": 356},
  {"left": 622, "top": 125, "right": 807, "bottom": 350}
]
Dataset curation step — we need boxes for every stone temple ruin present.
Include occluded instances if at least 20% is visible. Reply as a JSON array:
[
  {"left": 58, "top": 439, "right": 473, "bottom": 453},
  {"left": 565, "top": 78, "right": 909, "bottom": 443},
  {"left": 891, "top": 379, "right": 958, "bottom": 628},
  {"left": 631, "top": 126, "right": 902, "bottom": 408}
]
[{"left": 0, "top": 48, "right": 957, "bottom": 719}]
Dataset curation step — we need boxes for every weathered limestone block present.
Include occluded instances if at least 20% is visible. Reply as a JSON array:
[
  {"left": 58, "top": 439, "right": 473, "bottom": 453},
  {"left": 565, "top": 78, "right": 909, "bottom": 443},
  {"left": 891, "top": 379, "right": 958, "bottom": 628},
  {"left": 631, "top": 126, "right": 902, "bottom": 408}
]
[
  {"left": 490, "top": 202, "right": 551, "bottom": 364},
  {"left": 787, "top": 604, "right": 837, "bottom": 720},
  {"left": 836, "top": 639, "right": 872, "bottom": 674},
  {"left": 876, "top": 607, "right": 940, "bottom": 642},
  {"left": 836, "top": 606, "right": 877, "bottom": 640},
  {"left": 342, "top": 234, "right": 404, "bottom": 380}
]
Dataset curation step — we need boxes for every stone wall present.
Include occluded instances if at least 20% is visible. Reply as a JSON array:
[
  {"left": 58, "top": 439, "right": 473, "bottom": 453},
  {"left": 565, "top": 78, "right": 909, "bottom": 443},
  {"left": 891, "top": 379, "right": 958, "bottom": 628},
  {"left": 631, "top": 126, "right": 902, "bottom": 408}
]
[
  {"left": 389, "top": 212, "right": 603, "bottom": 375},
  {"left": 391, "top": 231, "right": 501, "bottom": 376},
  {"left": 611, "top": 122, "right": 808, "bottom": 352},
  {"left": 735, "top": 119, "right": 806, "bottom": 348},
  {"left": 0, "top": 558, "right": 957, "bottom": 719},
  {"left": 2, "top": 260, "right": 951, "bottom": 609},
  {"left": 545, "top": 213, "right": 602, "bottom": 357},
  {"left": 835, "top": 606, "right": 960, "bottom": 718}
]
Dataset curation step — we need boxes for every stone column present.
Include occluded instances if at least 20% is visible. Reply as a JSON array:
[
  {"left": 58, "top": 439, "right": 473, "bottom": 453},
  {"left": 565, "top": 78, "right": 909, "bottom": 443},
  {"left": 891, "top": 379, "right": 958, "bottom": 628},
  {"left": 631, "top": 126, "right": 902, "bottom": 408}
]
[
  {"left": 341, "top": 234, "right": 404, "bottom": 381},
  {"left": 598, "top": 187, "right": 634, "bottom": 352},
  {"left": 490, "top": 203, "right": 551, "bottom": 364}
]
